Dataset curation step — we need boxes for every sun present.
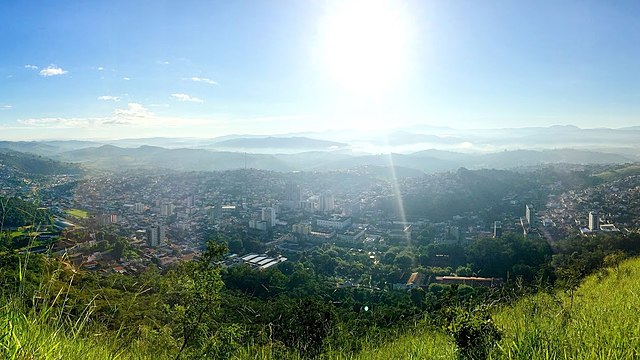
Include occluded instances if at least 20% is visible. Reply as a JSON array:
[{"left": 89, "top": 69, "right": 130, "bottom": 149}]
[{"left": 318, "top": 0, "right": 411, "bottom": 99}]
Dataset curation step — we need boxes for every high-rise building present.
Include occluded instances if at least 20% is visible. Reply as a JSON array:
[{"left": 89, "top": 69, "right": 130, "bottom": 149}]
[
  {"left": 318, "top": 193, "right": 335, "bottom": 212},
  {"left": 261, "top": 207, "right": 276, "bottom": 227},
  {"left": 283, "top": 182, "right": 301, "bottom": 208},
  {"left": 588, "top": 211, "right": 599, "bottom": 231},
  {"left": 147, "top": 227, "right": 159, "bottom": 247},
  {"left": 184, "top": 194, "right": 195, "bottom": 207},
  {"left": 493, "top": 221, "right": 502, "bottom": 238},
  {"left": 160, "top": 203, "right": 175, "bottom": 216},
  {"left": 147, "top": 225, "right": 166, "bottom": 247},
  {"left": 526, "top": 204, "right": 536, "bottom": 227},
  {"left": 134, "top": 202, "right": 145, "bottom": 214}
]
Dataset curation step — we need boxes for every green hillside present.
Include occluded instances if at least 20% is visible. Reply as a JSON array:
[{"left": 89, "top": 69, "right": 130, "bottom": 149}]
[
  {"left": 493, "top": 257, "right": 640, "bottom": 359},
  {"left": 356, "top": 257, "right": 640, "bottom": 360},
  {"left": 3, "top": 256, "right": 640, "bottom": 359}
]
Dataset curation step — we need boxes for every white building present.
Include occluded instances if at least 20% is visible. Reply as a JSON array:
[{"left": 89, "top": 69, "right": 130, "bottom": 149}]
[{"left": 317, "top": 215, "right": 352, "bottom": 230}]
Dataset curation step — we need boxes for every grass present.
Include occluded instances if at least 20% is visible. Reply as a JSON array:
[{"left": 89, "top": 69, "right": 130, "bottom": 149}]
[
  {"left": 65, "top": 209, "right": 89, "bottom": 219},
  {"left": 1, "top": 301, "right": 119, "bottom": 360},
  {"left": 492, "top": 258, "right": 640, "bottom": 359}
]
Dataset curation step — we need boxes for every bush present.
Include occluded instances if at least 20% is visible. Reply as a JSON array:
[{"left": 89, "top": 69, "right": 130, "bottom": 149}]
[{"left": 446, "top": 306, "right": 501, "bottom": 360}]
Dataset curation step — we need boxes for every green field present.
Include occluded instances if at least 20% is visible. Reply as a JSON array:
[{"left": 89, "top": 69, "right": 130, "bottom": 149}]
[{"left": 65, "top": 209, "right": 89, "bottom": 219}]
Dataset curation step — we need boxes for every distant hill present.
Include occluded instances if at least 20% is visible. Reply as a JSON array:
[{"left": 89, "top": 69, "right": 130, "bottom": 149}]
[
  {"left": 472, "top": 149, "right": 633, "bottom": 169},
  {"left": 0, "top": 141, "right": 60, "bottom": 156},
  {"left": 58, "top": 145, "right": 294, "bottom": 172},
  {"left": 211, "top": 136, "right": 347, "bottom": 150},
  {"left": 0, "top": 150, "right": 81, "bottom": 175},
  {"left": 50, "top": 144, "right": 636, "bottom": 174}
]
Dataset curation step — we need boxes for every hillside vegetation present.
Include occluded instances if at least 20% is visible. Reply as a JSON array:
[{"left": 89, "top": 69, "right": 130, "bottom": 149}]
[
  {"left": 363, "top": 256, "right": 640, "bottom": 359},
  {"left": 4, "top": 256, "right": 640, "bottom": 359}
]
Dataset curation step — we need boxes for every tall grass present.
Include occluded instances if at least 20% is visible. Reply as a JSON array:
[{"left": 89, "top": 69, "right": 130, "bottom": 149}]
[{"left": 492, "top": 257, "right": 640, "bottom": 359}]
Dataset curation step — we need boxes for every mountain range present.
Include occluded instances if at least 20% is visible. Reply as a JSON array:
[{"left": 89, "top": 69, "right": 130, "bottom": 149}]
[{"left": 1, "top": 125, "right": 638, "bottom": 174}]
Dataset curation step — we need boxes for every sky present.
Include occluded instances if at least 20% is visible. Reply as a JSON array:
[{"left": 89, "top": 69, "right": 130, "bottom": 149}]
[{"left": 1, "top": 0, "right": 640, "bottom": 140}]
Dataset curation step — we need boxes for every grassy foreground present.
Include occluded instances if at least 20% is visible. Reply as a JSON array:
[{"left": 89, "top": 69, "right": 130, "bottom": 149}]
[
  {"left": 492, "top": 257, "right": 640, "bottom": 359},
  {"left": 3, "top": 257, "right": 640, "bottom": 359}
]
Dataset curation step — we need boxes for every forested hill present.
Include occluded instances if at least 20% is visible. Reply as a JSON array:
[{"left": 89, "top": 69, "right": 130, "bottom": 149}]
[{"left": 0, "top": 150, "right": 81, "bottom": 175}]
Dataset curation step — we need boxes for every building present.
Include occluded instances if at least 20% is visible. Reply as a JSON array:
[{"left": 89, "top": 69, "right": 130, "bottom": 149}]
[
  {"left": 316, "top": 215, "right": 352, "bottom": 230},
  {"left": 250, "top": 220, "right": 268, "bottom": 231},
  {"left": 283, "top": 182, "right": 301, "bottom": 208},
  {"left": 134, "top": 202, "right": 145, "bottom": 214},
  {"left": 97, "top": 213, "right": 118, "bottom": 225},
  {"left": 160, "top": 203, "right": 175, "bottom": 216},
  {"left": 292, "top": 223, "right": 311, "bottom": 235},
  {"left": 392, "top": 272, "right": 424, "bottom": 290},
  {"left": 239, "top": 253, "right": 288, "bottom": 271},
  {"left": 526, "top": 204, "right": 536, "bottom": 227},
  {"left": 318, "top": 193, "right": 335, "bottom": 212},
  {"left": 588, "top": 211, "right": 599, "bottom": 232},
  {"left": 147, "top": 225, "right": 166, "bottom": 247},
  {"left": 493, "top": 221, "right": 502, "bottom": 238},
  {"left": 261, "top": 207, "right": 276, "bottom": 228},
  {"left": 184, "top": 194, "right": 195, "bottom": 207},
  {"left": 337, "top": 227, "right": 366, "bottom": 242}
]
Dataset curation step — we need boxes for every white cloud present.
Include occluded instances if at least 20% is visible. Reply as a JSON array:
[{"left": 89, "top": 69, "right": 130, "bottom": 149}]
[
  {"left": 114, "top": 103, "right": 154, "bottom": 119},
  {"left": 190, "top": 76, "right": 218, "bottom": 85},
  {"left": 171, "top": 93, "right": 203, "bottom": 103},
  {"left": 97, "top": 66, "right": 104, "bottom": 71},
  {"left": 123, "top": 77, "right": 131, "bottom": 81},
  {"left": 17, "top": 102, "right": 212, "bottom": 130},
  {"left": 18, "top": 117, "right": 102, "bottom": 127},
  {"left": 1, "top": 105, "right": 12, "bottom": 110},
  {"left": 18, "top": 103, "right": 153, "bottom": 128},
  {"left": 97, "top": 95, "right": 121, "bottom": 102},
  {"left": 39, "top": 65, "right": 68, "bottom": 77},
  {"left": 24, "top": 64, "right": 38, "bottom": 70},
  {"left": 158, "top": 60, "right": 170, "bottom": 65}
]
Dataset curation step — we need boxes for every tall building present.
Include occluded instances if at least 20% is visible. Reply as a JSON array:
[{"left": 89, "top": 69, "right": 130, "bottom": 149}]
[
  {"left": 147, "top": 227, "right": 158, "bottom": 247},
  {"left": 284, "top": 182, "right": 301, "bottom": 204},
  {"left": 261, "top": 207, "right": 276, "bottom": 227},
  {"left": 134, "top": 202, "right": 145, "bottom": 214},
  {"left": 493, "top": 221, "right": 503, "bottom": 238},
  {"left": 318, "top": 193, "right": 335, "bottom": 212},
  {"left": 160, "top": 203, "right": 175, "bottom": 216},
  {"left": 184, "top": 194, "right": 195, "bottom": 207},
  {"left": 588, "top": 211, "right": 599, "bottom": 231},
  {"left": 147, "top": 225, "right": 166, "bottom": 247},
  {"left": 526, "top": 204, "right": 536, "bottom": 227}
]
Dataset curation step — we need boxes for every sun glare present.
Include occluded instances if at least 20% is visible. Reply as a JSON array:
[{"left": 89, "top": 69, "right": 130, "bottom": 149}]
[{"left": 319, "top": 0, "right": 411, "bottom": 99}]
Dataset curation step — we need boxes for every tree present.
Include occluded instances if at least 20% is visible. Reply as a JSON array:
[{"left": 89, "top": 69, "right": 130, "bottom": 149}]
[
  {"left": 394, "top": 252, "right": 414, "bottom": 270},
  {"left": 175, "top": 239, "right": 228, "bottom": 359}
]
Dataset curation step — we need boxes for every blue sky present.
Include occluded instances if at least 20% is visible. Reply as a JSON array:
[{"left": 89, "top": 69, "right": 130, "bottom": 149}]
[{"left": 1, "top": 0, "right": 639, "bottom": 140}]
